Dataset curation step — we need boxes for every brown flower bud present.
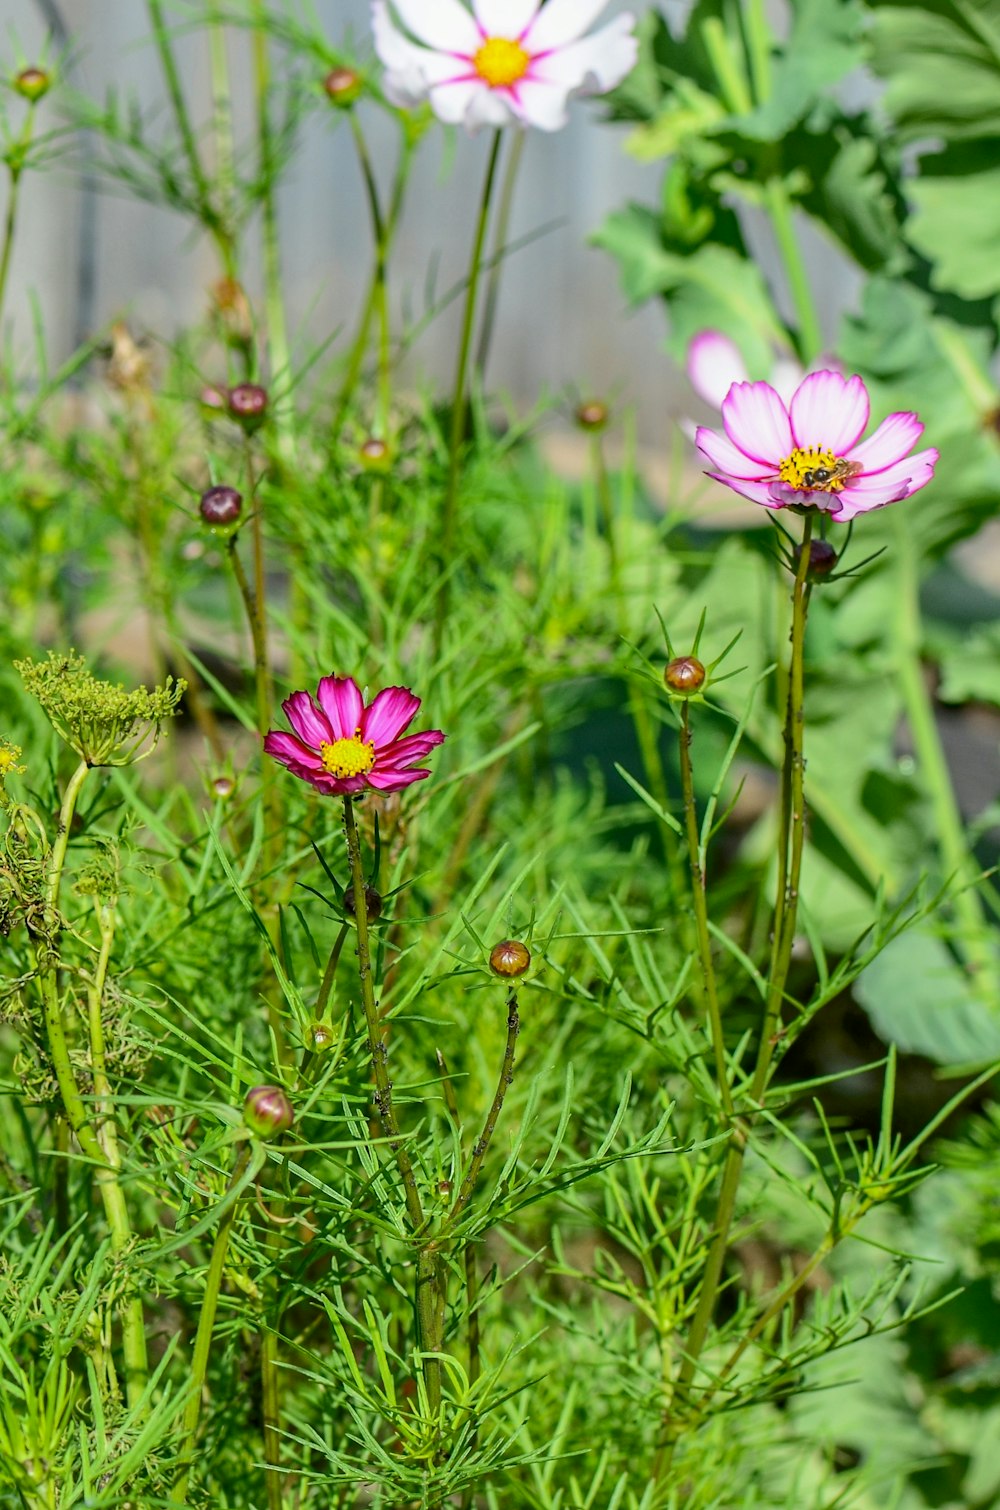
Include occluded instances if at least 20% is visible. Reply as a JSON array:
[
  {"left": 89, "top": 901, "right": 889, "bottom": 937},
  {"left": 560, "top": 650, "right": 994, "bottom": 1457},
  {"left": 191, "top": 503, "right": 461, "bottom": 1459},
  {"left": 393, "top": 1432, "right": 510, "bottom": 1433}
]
[
  {"left": 243, "top": 1085, "right": 294, "bottom": 1139},
  {"left": 794, "top": 539, "right": 838, "bottom": 580},
  {"left": 228, "top": 383, "right": 268, "bottom": 432},
  {"left": 575, "top": 399, "right": 610, "bottom": 432},
  {"left": 343, "top": 883, "right": 383, "bottom": 921},
  {"left": 489, "top": 939, "right": 531, "bottom": 978},
  {"left": 664, "top": 657, "right": 706, "bottom": 695},
  {"left": 323, "top": 67, "right": 363, "bottom": 107},
  {"left": 14, "top": 66, "right": 51, "bottom": 102},
  {"left": 358, "top": 437, "right": 392, "bottom": 472},
  {"left": 212, "top": 775, "right": 235, "bottom": 799},
  {"left": 199, "top": 485, "right": 243, "bottom": 526}
]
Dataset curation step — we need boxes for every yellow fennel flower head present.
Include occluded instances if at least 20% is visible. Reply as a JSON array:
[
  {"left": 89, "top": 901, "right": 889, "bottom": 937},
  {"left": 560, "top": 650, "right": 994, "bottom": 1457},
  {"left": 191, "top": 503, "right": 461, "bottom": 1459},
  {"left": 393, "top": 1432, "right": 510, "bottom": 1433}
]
[
  {"left": 14, "top": 651, "right": 185, "bottom": 767},
  {"left": 0, "top": 738, "right": 24, "bottom": 782}
]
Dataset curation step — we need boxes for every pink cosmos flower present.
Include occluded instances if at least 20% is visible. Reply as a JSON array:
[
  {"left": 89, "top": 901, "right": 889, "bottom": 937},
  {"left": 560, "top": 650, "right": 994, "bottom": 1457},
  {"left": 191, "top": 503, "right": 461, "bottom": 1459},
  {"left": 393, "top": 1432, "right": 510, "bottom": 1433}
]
[
  {"left": 695, "top": 369, "right": 938, "bottom": 522},
  {"left": 372, "top": 0, "right": 638, "bottom": 133},
  {"left": 264, "top": 676, "right": 445, "bottom": 796}
]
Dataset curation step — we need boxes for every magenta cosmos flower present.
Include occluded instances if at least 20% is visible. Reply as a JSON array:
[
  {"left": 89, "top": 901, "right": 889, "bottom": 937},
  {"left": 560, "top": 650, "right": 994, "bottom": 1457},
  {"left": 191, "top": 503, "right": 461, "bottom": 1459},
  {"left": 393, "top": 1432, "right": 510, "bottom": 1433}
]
[
  {"left": 264, "top": 677, "right": 445, "bottom": 795},
  {"left": 696, "top": 370, "right": 938, "bottom": 522},
  {"left": 372, "top": 0, "right": 638, "bottom": 133}
]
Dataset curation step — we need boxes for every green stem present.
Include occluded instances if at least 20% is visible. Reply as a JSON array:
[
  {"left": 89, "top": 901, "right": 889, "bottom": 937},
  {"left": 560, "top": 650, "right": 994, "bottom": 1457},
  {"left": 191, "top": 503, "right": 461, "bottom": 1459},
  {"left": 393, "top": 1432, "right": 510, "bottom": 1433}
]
[
  {"left": 679, "top": 704, "right": 734, "bottom": 1122},
  {"left": 0, "top": 164, "right": 24, "bottom": 337},
  {"left": 762, "top": 178, "right": 823, "bottom": 365},
  {"left": 893, "top": 514, "right": 993, "bottom": 985},
  {"left": 251, "top": 0, "right": 291, "bottom": 439},
  {"left": 474, "top": 127, "right": 526, "bottom": 381},
  {"left": 146, "top": 0, "right": 214, "bottom": 229},
  {"left": 655, "top": 521, "right": 814, "bottom": 1470},
  {"left": 591, "top": 432, "right": 620, "bottom": 592},
  {"left": 443, "top": 990, "right": 519, "bottom": 1234},
  {"left": 433, "top": 130, "right": 505, "bottom": 653},
  {"left": 173, "top": 1144, "right": 252, "bottom": 1504}
]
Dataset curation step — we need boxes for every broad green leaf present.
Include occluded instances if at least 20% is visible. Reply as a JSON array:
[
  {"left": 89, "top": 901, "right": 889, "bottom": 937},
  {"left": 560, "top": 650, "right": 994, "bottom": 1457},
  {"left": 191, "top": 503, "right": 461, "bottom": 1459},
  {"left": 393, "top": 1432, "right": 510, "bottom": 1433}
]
[
  {"left": 906, "top": 145, "right": 1000, "bottom": 301},
  {"left": 724, "top": 0, "right": 864, "bottom": 142},
  {"left": 870, "top": 0, "right": 1000, "bottom": 143},
  {"left": 855, "top": 927, "right": 1000, "bottom": 1064}
]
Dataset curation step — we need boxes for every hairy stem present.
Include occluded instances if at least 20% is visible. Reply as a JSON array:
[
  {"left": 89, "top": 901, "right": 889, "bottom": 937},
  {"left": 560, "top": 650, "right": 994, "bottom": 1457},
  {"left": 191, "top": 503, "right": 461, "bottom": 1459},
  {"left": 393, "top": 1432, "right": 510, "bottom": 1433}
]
[{"left": 443, "top": 990, "right": 519, "bottom": 1233}]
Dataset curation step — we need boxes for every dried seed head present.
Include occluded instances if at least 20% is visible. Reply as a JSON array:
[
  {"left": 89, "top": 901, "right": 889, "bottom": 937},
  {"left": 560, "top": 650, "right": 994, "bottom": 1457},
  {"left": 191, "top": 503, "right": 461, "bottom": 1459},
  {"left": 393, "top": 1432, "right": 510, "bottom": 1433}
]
[
  {"left": 15, "top": 66, "right": 51, "bottom": 102},
  {"left": 489, "top": 939, "right": 531, "bottom": 978},
  {"left": 228, "top": 383, "right": 268, "bottom": 432},
  {"left": 575, "top": 399, "right": 610, "bottom": 432},
  {"left": 323, "top": 67, "right": 363, "bottom": 107},
  {"left": 199, "top": 485, "right": 243, "bottom": 527},
  {"left": 243, "top": 1085, "right": 294, "bottom": 1139},
  {"left": 343, "top": 883, "right": 383, "bottom": 921},
  {"left": 664, "top": 657, "right": 706, "bottom": 695}
]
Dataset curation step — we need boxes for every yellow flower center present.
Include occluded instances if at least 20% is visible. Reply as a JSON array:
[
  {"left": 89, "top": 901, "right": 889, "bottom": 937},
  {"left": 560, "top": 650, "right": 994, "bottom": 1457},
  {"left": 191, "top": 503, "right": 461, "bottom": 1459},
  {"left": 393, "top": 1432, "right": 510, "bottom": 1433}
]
[
  {"left": 779, "top": 447, "right": 853, "bottom": 493},
  {"left": 0, "top": 746, "right": 19, "bottom": 774},
  {"left": 474, "top": 36, "right": 531, "bottom": 88},
  {"left": 320, "top": 732, "right": 376, "bottom": 780}
]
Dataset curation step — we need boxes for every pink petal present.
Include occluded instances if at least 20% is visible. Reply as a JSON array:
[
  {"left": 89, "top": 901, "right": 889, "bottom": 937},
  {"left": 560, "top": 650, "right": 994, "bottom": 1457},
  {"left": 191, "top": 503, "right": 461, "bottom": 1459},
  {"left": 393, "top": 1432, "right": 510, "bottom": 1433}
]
[
  {"left": 367, "top": 768, "right": 432, "bottom": 792},
  {"left": 696, "top": 425, "right": 774, "bottom": 482},
  {"left": 360, "top": 687, "right": 422, "bottom": 748},
  {"left": 373, "top": 730, "right": 446, "bottom": 771},
  {"left": 526, "top": 0, "right": 614, "bottom": 50},
  {"left": 388, "top": 0, "right": 480, "bottom": 52},
  {"left": 705, "top": 472, "right": 784, "bottom": 508},
  {"left": 316, "top": 676, "right": 364, "bottom": 740},
  {"left": 473, "top": 0, "right": 539, "bottom": 37},
  {"left": 721, "top": 382, "right": 792, "bottom": 468},
  {"left": 372, "top": 2, "right": 475, "bottom": 108},
  {"left": 507, "top": 78, "right": 571, "bottom": 129},
  {"left": 829, "top": 449, "right": 938, "bottom": 521},
  {"left": 527, "top": 17, "right": 638, "bottom": 93},
  {"left": 790, "top": 371, "right": 869, "bottom": 455},
  {"left": 263, "top": 730, "right": 326, "bottom": 774},
  {"left": 687, "top": 332, "right": 749, "bottom": 409},
  {"left": 849, "top": 411, "right": 924, "bottom": 475},
  {"left": 281, "top": 691, "right": 331, "bottom": 750}
]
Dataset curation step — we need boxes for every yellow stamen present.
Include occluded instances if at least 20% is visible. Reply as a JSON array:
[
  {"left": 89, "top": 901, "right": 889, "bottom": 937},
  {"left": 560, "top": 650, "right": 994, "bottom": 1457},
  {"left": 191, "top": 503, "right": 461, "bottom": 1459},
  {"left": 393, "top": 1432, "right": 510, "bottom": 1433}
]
[
  {"left": 779, "top": 446, "right": 847, "bottom": 492},
  {"left": 320, "top": 731, "right": 376, "bottom": 780},
  {"left": 474, "top": 36, "right": 530, "bottom": 88}
]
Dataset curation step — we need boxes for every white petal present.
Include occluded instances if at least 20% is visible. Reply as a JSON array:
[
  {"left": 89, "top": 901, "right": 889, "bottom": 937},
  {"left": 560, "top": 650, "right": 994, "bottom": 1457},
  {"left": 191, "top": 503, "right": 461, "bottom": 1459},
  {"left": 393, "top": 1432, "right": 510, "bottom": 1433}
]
[
  {"left": 464, "top": 82, "right": 518, "bottom": 128},
  {"left": 525, "top": 0, "right": 613, "bottom": 51},
  {"left": 389, "top": 0, "right": 480, "bottom": 53},
  {"left": 429, "top": 77, "right": 514, "bottom": 130},
  {"left": 529, "top": 16, "right": 638, "bottom": 92},
  {"left": 373, "top": 1, "right": 477, "bottom": 106},
  {"left": 473, "top": 0, "right": 539, "bottom": 38},
  {"left": 687, "top": 332, "right": 749, "bottom": 409},
  {"left": 508, "top": 78, "right": 570, "bottom": 130}
]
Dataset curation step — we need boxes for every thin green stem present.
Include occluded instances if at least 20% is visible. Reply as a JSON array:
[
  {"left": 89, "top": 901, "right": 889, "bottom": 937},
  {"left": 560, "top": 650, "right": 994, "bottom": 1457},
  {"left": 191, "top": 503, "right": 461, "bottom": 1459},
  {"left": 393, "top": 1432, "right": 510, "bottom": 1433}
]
[
  {"left": 251, "top": 0, "right": 291, "bottom": 443},
  {"left": 591, "top": 432, "right": 620, "bottom": 592},
  {"left": 893, "top": 514, "right": 994, "bottom": 987},
  {"left": 443, "top": 991, "right": 519, "bottom": 1234},
  {"left": 762, "top": 178, "right": 823, "bottom": 366},
  {"left": 173, "top": 1144, "right": 252, "bottom": 1505},
  {"left": 475, "top": 127, "right": 526, "bottom": 381},
  {"left": 0, "top": 163, "right": 25, "bottom": 335},
  {"left": 146, "top": 0, "right": 216, "bottom": 236},
  {"left": 679, "top": 704, "right": 734, "bottom": 1122},
  {"left": 434, "top": 130, "right": 504, "bottom": 653}
]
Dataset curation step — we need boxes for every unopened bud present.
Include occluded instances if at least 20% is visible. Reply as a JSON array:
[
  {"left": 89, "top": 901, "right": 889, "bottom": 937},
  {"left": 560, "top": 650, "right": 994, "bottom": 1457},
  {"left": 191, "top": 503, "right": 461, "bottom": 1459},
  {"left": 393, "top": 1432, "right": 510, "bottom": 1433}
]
[
  {"left": 228, "top": 383, "right": 268, "bottom": 432},
  {"left": 358, "top": 437, "right": 391, "bottom": 472},
  {"left": 307, "top": 1021, "right": 336, "bottom": 1054},
  {"left": 437, "top": 1179, "right": 453, "bottom": 1198},
  {"left": 794, "top": 539, "right": 838, "bottom": 580},
  {"left": 15, "top": 66, "right": 51, "bottom": 102},
  {"left": 575, "top": 399, "right": 609, "bottom": 432},
  {"left": 664, "top": 656, "right": 706, "bottom": 695},
  {"left": 343, "top": 883, "right": 383, "bottom": 921},
  {"left": 199, "top": 383, "right": 228, "bottom": 415},
  {"left": 243, "top": 1085, "right": 294, "bottom": 1139},
  {"left": 199, "top": 485, "right": 243, "bottom": 526},
  {"left": 212, "top": 775, "right": 235, "bottom": 799},
  {"left": 489, "top": 939, "right": 531, "bottom": 978},
  {"left": 323, "top": 67, "right": 363, "bottom": 107}
]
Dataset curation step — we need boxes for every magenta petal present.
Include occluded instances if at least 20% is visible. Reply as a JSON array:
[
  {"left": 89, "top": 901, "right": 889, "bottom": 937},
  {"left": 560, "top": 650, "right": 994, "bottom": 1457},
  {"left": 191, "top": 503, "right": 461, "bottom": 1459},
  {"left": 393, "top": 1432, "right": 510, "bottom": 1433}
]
[
  {"left": 790, "top": 371, "right": 869, "bottom": 454},
  {"left": 315, "top": 676, "right": 364, "bottom": 740},
  {"left": 705, "top": 472, "right": 784, "bottom": 508},
  {"left": 830, "top": 449, "right": 938, "bottom": 520},
  {"left": 696, "top": 426, "right": 775, "bottom": 481},
  {"left": 849, "top": 411, "right": 924, "bottom": 475},
  {"left": 721, "top": 382, "right": 792, "bottom": 468},
  {"left": 687, "top": 331, "right": 748, "bottom": 409},
  {"left": 373, "top": 730, "right": 446, "bottom": 771},
  {"left": 360, "top": 686, "right": 421, "bottom": 748},
  {"left": 281, "top": 691, "right": 332, "bottom": 750},
  {"left": 264, "top": 730, "right": 325, "bottom": 772},
  {"left": 367, "top": 767, "right": 431, "bottom": 792}
]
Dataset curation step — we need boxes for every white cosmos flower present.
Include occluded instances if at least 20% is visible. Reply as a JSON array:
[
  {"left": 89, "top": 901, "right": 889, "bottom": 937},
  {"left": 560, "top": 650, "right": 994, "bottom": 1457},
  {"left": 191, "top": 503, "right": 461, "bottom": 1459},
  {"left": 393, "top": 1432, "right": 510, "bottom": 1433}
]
[{"left": 371, "top": 0, "right": 638, "bottom": 133}]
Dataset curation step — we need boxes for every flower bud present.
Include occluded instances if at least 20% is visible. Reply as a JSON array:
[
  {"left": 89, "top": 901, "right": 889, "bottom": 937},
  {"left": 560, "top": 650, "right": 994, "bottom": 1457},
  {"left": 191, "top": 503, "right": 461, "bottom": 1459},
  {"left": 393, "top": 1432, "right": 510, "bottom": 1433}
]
[
  {"left": 437, "top": 1179, "right": 453, "bottom": 1198},
  {"left": 794, "top": 539, "right": 838, "bottom": 580},
  {"left": 323, "top": 67, "right": 363, "bottom": 107},
  {"left": 575, "top": 399, "right": 609, "bottom": 432},
  {"left": 212, "top": 775, "right": 235, "bottom": 799},
  {"left": 307, "top": 1021, "right": 336, "bottom": 1054},
  {"left": 199, "top": 383, "right": 228, "bottom": 415},
  {"left": 358, "top": 437, "right": 392, "bottom": 472},
  {"left": 243, "top": 1085, "right": 294, "bottom": 1139},
  {"left": 14, "top": 66, "right": 51, "bottom": 102},
  {"left": 228, "top": 383, "right": 268, "bottom": 432},
  {"left": 199, "top": 485, "right": 243, "bottom": 527},
  {"left": 343, "top": 883, "right": 383, "bottom": 921},
  {"left": 664, "top": 657, "right": 706, "bottom": 695},
  {"left": 489, "top": 939, "right": 531, "bottom": 978},
  {"left": 210, "top": 277, "right": 253, "bottom": 348}
]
